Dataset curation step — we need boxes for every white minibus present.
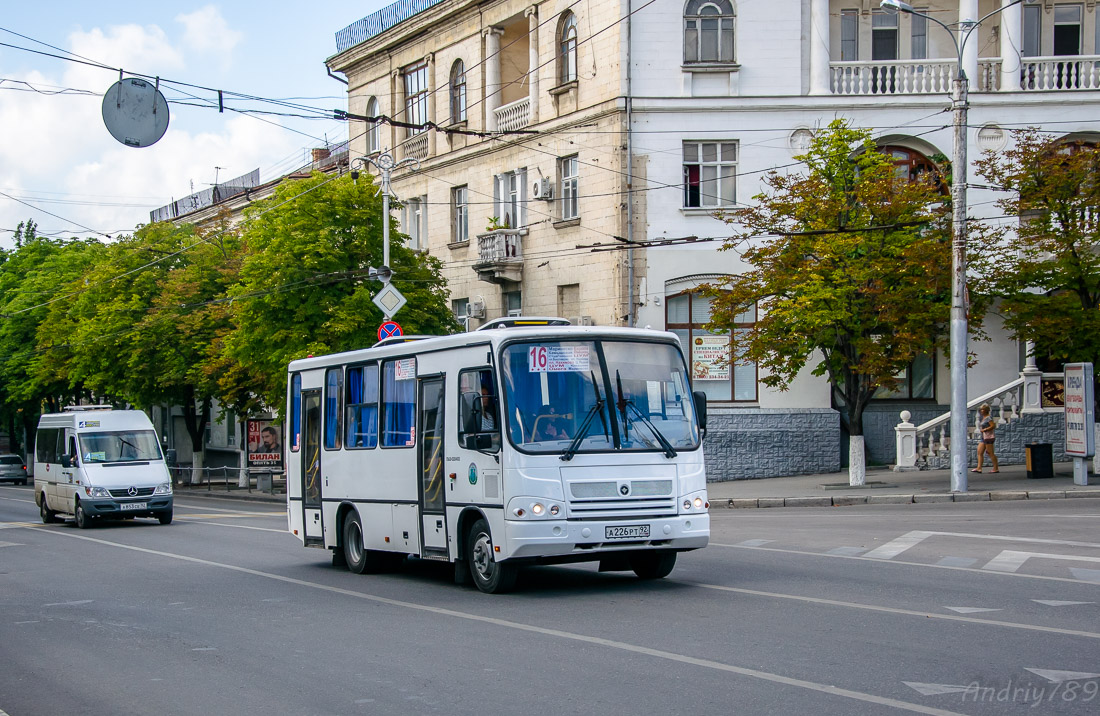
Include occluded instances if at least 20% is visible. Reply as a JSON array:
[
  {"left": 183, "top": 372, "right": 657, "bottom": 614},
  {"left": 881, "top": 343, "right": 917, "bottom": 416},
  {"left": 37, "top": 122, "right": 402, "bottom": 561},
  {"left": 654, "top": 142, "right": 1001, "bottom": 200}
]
[
  {"left": 35, "top": 407, "right": 174, "bottom": 527},
  {"left": 286, "top": 318, "right": 709, "bottom": 593}
]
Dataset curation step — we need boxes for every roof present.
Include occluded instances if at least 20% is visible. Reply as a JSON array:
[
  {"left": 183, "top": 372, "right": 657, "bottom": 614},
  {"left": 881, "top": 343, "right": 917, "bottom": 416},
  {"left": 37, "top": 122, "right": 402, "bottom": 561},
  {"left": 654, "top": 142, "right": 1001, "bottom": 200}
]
[{"left": 335, "top": 0, "right": 445, "bottom": 53}]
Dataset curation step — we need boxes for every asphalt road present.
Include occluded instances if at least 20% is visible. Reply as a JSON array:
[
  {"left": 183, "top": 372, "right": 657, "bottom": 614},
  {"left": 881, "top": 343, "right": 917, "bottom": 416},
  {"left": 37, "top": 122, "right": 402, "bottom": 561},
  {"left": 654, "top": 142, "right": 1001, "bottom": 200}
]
[{"left": 1, "top": 483, "right": 1098, "bottom": 716}]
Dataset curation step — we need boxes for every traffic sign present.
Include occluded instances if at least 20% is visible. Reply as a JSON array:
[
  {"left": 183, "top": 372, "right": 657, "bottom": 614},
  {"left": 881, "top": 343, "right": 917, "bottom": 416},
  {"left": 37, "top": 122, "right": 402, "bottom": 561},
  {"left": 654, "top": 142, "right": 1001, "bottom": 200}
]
[
  {"left": 372, "top": 282, "right": 407, "bottom": 319},
  {"left": 378, "top": 321, "right": 403, "bottom": 341}
]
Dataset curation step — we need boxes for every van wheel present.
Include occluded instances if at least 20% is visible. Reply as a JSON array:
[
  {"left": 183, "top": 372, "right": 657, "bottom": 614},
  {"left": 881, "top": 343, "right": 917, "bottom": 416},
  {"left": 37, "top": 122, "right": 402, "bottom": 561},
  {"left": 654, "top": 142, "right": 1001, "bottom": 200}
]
[
  {"left": 73, "top": 499, "right": 92, "bottom": 529},
  {"left": 629, "top": 551, "right": 676, "bottom": 579},
  {"left": 158, "top": 510, "right": 172, "bottom": 525},
  {"left": 40, "top": 495, "right": 59, "bottom": 524},
  {"left": 466, "top": 519, "right": 517, "bottom": 594}
]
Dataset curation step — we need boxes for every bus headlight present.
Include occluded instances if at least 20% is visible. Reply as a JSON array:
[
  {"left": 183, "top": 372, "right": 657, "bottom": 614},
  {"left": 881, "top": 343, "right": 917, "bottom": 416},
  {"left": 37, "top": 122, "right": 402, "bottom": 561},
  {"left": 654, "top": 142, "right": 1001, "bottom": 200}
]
[
  {"left": 549, "top": 504, "right": 560, "bottom": 516},
  {"left": 508, "top": 498, "right": 563, "bottom": 519},
  {"left": 532, "top": 503, "right": 544, "bottom": 515},
  {"left": 154, "top": 482, "right": 172, "bottom": 495},
  {"left": 693, "top": 497, "right": 703, "bottom": 509},
  {"left": 681, "top": 491, "right": 709, "bottom": 513}
]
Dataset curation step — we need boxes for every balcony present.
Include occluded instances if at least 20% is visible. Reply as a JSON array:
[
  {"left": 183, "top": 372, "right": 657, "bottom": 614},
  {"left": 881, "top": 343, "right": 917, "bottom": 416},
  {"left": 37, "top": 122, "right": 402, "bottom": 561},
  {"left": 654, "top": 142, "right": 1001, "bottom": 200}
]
[
  {"left": 830, "top": 56, "right": 1100, "bottom": 95},
  {"left": 493, "top": 97, "right": 530, "bottom": 133},
  {"left": 401, "top": 132, "right": 428, "bottom": 161},
  {"left": 474, "top": 228, "right": 526, "bottom": 284}
]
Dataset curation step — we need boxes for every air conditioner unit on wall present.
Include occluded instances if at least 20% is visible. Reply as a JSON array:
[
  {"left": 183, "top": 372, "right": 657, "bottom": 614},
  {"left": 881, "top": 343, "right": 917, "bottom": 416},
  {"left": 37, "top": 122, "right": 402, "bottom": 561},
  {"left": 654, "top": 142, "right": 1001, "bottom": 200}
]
[
  {"left": 468, "top": 300, "right": 486, "bottom": 319},
  {"left": 569, "top": 315, "right": 594, "bottom": 326},
  {"left": 532, "top": 176, "right": 553, "bottom": 200}
]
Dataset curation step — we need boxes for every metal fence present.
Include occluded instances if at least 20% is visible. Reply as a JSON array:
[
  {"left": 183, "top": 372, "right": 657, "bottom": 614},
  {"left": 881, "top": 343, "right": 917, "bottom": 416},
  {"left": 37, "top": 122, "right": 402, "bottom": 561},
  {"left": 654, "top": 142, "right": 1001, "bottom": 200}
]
[
  {"left": 170, "top": 465, "right": 286, "bottom": 495},
  {"left": 150, "top": 169, "right": 261, "bottom": 223}
]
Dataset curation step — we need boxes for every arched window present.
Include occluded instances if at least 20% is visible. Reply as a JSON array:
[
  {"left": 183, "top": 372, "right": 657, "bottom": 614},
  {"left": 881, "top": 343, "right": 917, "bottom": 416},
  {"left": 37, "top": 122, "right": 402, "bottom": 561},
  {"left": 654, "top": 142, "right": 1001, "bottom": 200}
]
[
  {"left": 449, "top": 59, "right": 466, "bottom": 124},
  {"left": 666, "top": 286, "right": 756, "bottom": 402},
  {"left": 684, "top": 1, "right": 735, "bottom": 64},
  {"left": 879, "top": 145, "right": 943, "bottom": 187},
  {"left": 365, "top": 96, "right": 380, "bottom": 154},
  {"left": 558, "top": 12, "right": 578, "bottom": 84}
]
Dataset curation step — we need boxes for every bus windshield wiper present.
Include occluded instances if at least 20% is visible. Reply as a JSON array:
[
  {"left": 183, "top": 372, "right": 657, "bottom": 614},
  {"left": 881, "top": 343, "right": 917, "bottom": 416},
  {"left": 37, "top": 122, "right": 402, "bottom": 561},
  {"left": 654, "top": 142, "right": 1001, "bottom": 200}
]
[
  {"left": 615, "top": 370, "right": 677, "bottom": 458},
  {"left": 561, "top": 371, "right": 606, "bottom": 461}
]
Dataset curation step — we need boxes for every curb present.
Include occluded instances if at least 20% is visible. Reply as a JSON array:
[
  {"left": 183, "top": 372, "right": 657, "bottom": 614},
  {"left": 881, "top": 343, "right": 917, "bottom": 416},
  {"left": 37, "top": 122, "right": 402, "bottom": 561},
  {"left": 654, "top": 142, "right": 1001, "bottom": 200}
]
[{"left": 713, "top": 489, "right": 1100, "bottom": 509}]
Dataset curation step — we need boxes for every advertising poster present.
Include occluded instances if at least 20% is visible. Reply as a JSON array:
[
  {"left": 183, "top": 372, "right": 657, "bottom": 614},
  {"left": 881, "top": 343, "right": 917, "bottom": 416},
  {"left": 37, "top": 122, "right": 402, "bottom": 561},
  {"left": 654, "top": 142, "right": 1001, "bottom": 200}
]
[
  {"left": 1064, "top": 363, "right": 1095, "bottom": 458},
  {"left": 247, "top": 419, "right": 284, "bottom": 469},
  {"left": 692, "top": 335, "right": 730, "bottom": 381}
]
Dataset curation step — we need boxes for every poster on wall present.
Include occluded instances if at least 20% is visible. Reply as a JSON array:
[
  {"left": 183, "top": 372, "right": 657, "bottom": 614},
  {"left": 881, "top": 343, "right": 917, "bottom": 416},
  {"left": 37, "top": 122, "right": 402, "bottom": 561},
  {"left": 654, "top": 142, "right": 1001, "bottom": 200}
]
[
  {"left": 692, "top": 335, "right": 730, "bottom": 381},
  {"left": 247, "top": 419, "right": 284, "bottom": 469}
]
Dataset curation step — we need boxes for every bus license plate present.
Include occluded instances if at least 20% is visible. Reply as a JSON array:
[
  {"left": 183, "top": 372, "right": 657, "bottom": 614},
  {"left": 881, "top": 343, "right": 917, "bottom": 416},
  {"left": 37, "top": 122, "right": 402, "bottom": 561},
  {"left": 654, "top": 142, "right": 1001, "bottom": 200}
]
[
  {"left": 605, "top": 524, "right": 650, "bottom": 540},
  {"left": 120, "top": 502, "right": 147, "bottom": 511}
]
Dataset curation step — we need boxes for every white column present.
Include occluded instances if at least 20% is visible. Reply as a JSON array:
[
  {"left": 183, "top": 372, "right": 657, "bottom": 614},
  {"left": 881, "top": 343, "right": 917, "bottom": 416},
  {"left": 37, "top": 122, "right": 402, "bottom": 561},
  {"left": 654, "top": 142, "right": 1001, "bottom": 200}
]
[
  {"left": 526, "top": 6, "right": 539, "bottom": 124},
  {"left": 959, "top": 0, "right": 979, "bottom": 84},
  {"left": 390, "top": 70, "right": 400, "bottom": 152},
  {"left": 1021, "top": 340, "right": 1044, "bottom": 413},
  {"left": 894, "top": 411, "right": 920, "bottom": 471},
  {"left": 484, "top": 27, "right": 504, "bottom": 132},
  {"left": 999, "top": 0, "right": 1022, "bottom": 92},
  {"left": 809, "top": 0, "right": 831, "bottom": 95}
]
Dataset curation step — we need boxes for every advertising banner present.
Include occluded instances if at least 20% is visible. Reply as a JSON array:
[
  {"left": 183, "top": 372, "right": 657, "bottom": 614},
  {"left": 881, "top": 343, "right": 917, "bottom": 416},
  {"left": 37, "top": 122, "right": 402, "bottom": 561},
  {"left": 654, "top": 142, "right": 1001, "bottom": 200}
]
[
  {"left": 247, "top": 419, "right": 284, "bottom": 469},
  {"left": 1064, "top": 363, "right": 1095, "bottom": 458},
  {"left": 692, "top": 335, "right": 730, "bottom": 381}
]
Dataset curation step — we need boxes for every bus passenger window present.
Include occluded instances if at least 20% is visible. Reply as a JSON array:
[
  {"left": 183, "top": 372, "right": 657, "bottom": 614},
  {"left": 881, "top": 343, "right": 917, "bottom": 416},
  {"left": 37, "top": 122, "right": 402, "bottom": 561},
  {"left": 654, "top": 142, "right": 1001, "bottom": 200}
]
[
  {"left": 382, "top": 358, "right": 417, "bottom": 447},
  {"left": 345, "top": 364, "right": 379, "bottom": 449},
  {"left": 324, "top": 368, "right": 343, "bottom": 449}
]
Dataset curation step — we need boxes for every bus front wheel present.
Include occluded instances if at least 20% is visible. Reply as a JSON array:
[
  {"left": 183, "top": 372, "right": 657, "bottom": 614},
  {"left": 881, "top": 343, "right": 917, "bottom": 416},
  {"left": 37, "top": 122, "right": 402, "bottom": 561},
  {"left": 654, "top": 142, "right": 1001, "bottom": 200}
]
[
  {"left": 629, "top": 551, "right": 676, "bottom": 579},
  {"left": 466, "top": 519, "right": 517, "bottom": 594}
]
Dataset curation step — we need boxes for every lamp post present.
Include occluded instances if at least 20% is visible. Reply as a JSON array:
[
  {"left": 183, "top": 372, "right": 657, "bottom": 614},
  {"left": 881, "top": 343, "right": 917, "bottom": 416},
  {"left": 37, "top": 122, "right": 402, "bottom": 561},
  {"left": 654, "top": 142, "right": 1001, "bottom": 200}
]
[
  {"left": 350, "top": 150, "right": 420, "bottom": 285},
  {"left": 880, "top": 0, "right": 1026, "bottom": 493}
]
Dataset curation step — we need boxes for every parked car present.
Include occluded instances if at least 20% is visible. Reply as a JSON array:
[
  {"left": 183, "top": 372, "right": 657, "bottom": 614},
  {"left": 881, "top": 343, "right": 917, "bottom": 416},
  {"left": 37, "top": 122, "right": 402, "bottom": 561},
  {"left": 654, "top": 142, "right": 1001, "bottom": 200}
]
[{"left": 0, "top": 454, "right": 28, "bottom": 485}]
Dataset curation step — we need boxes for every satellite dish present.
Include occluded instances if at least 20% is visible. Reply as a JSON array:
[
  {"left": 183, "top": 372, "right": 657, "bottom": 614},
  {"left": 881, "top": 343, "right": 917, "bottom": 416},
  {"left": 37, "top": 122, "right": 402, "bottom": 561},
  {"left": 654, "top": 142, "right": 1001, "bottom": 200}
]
[{"left": 101, "top": 77, "right": 170, "bottom": 148}]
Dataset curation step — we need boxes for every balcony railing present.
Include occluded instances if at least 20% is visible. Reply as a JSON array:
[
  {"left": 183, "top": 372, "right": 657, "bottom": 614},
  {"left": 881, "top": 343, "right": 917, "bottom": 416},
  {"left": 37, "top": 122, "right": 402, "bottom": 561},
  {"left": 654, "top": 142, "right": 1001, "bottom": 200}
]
[
  {"left": 402, "top": 132, "right": 428, "bottom": 161},
  {"left": 494, "top": 97, "right": 530, "bottom": 133},
  {"left": 832, "top": 57, "right": 1100, "bottom": 94},
  {"left": 474, "top": 228, "right": 525, "bottom": 284}
]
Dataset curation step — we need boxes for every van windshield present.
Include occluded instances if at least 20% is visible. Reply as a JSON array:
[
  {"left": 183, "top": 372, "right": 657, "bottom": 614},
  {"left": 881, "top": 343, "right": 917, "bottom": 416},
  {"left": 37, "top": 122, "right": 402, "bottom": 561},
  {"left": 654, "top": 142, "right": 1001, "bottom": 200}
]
[{"left": 79, "top": 430, "right": 162, "bottom": 463}]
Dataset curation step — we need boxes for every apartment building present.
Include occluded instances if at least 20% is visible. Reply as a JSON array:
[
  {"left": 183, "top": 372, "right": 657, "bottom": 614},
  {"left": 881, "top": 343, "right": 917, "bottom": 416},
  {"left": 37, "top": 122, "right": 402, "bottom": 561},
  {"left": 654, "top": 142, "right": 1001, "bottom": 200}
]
[{"left": 329, "top": 0, "right": 1097, "bottom": 478}]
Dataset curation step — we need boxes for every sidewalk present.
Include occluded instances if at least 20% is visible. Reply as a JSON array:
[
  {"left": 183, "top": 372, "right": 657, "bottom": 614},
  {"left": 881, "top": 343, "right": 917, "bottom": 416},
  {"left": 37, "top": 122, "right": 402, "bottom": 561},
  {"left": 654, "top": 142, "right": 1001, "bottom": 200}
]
[
  {"left": 172, "top": 483, "right": 285, "bottom": 504},
  {"left": 705, "top": 462, "right": 1100, "bottom": 508}
]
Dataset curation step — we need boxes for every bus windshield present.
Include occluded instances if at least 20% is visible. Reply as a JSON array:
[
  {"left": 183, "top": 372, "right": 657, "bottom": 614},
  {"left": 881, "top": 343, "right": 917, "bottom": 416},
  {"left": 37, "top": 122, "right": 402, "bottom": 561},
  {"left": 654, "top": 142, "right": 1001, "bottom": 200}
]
[
  {"left": 500, "top": 339, "right": 700, "bottom": 455},
  {"left": 79, "top": 430, "right": 163, "bottom": 463}
]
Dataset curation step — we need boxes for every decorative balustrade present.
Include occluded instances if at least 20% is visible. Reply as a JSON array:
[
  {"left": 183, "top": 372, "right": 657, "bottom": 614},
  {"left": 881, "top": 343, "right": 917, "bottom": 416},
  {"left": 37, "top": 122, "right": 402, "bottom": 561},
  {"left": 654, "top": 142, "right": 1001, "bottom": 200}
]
[
  {"left": 978, "top": 59, "right": 1001, "bottom": 91},
  {"left": 895, "top": 368, "right": 1057, "bottom": 470},
  {"left": 831, "top": 60, "right": 955, "bottom": 95},
  {"left": 401, "top": 132, "right": 428, "bottom": 160},
  {"left": 474, "top": 228, "right": 525, "bottom": 284},
  {"left": 1018, "top": 56, "right": 1100, "bottom": 90},
  {"left": 493, "top": 97, "right": 530, "bottom": 133}
]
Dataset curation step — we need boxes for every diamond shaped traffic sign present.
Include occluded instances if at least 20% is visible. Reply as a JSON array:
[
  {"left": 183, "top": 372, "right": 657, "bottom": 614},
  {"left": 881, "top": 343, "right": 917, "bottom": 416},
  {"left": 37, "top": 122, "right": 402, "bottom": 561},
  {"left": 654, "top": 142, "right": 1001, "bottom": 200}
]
[{"left": 372, "top": 282, "right": 406, "bottom": 319}]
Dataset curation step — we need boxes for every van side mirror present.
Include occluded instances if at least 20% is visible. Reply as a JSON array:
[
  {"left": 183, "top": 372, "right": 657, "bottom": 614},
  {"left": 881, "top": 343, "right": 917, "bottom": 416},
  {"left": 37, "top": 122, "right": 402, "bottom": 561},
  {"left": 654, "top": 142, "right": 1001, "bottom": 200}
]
[
  {"left": 692, "top": 391, "right": 708, "bottom": 438},
  {"left": 61, "top": 453, "right": 76, "bottom": 469}
]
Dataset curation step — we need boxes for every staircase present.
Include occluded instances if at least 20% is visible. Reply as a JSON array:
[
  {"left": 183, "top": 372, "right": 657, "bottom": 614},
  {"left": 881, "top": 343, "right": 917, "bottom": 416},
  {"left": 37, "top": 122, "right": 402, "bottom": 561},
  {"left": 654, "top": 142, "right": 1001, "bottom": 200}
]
[{"left": 894, "top": 367, "right": 1066, "bottom": 470}]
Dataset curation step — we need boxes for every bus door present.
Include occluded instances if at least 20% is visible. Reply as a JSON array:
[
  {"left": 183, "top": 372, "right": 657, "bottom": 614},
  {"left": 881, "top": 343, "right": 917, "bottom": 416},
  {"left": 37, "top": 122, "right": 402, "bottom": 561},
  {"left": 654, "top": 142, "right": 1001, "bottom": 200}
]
[
  {"left": 301, "top": 390, "right": 324, "bottom": 545},
  {"left": 418, "top": 376, "right": 448, "bottom": 554}
]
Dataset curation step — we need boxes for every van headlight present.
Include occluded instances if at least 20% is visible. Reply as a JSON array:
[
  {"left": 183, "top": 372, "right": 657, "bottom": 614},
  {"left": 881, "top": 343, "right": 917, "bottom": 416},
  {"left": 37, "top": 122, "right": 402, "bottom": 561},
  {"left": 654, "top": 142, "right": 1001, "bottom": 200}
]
[
  {"left": 85, "top": 485, "right": 111, "bottom": 498},
  {"left": 154, "top": 482, "right": 172, "bottom": 495}
]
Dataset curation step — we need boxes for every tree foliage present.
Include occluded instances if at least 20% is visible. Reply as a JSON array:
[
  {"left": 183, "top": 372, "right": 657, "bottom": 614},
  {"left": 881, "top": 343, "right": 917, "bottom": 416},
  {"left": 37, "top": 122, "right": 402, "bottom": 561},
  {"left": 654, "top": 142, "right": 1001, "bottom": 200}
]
[
  {"left": 973, "top": 128, "right": 1100, "bottom": 407},
  {"left": 708, "top": 120, "right": 956, "bottom": 436}
]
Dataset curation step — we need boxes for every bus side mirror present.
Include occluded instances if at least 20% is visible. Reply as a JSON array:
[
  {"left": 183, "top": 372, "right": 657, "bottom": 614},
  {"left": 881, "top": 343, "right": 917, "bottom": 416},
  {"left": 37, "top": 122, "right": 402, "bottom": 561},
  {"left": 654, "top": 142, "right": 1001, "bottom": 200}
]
[{"left": 692, "top": 391, "right": 707, "bottom": 438}]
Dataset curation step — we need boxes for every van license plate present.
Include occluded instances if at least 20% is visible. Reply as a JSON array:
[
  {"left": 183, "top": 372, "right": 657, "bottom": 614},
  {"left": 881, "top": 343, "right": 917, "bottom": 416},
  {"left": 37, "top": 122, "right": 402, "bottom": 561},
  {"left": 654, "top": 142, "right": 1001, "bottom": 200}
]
[
  {"left": 120, "top": 502, "right": 147, "bottom": 511},
  {"left": 605, "top": 524, "right": 650, "bottom": 539}
]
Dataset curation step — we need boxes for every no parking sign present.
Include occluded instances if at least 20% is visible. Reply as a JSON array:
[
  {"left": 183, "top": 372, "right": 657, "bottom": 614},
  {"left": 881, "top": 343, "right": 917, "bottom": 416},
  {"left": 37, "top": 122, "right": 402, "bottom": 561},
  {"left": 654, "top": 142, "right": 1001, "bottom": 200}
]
[{"left": 378, "top": 321, "right": 403, "bottom": 341}]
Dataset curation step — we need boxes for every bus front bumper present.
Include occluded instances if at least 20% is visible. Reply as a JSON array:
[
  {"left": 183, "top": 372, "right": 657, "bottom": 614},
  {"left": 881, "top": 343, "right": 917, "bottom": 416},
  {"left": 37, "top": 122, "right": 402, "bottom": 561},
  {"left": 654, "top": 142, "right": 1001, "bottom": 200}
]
[{"left": 501, "top": 513, "right": 709, "bottom": 560}]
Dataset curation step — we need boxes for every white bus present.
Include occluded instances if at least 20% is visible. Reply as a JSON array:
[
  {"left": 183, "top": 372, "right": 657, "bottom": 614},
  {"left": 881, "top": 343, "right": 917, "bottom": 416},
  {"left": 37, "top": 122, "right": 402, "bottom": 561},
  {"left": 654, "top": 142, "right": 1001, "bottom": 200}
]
[{"left": 286, "top": 318, "right": 710, "bottom": 593}]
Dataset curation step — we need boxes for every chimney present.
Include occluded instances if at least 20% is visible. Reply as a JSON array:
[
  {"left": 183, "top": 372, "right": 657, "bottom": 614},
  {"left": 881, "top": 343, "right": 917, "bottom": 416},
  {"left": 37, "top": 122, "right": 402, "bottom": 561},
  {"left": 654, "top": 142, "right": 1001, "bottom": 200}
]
[{"left": 311, "top": 148, "right": 331, "bottom": 165}]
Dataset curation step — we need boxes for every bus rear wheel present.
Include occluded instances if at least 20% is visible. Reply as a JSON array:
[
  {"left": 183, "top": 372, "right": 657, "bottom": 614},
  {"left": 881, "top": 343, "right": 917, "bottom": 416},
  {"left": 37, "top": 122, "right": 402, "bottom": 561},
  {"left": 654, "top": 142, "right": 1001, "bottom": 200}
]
[
  {"left": 40, "top": 495, "right": 59, "bottom": 524},
  {"left": 629, "top": 551, "right": 676, "bottom": 579},
  {"left": 466, "top": 519, "right": 517, "bottom": 594}
]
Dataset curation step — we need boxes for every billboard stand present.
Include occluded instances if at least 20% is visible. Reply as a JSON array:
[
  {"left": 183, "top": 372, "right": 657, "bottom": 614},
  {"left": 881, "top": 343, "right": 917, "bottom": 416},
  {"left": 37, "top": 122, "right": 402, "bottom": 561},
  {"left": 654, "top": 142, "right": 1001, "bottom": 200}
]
[
  {"left": 1064, "top": 363, "right": 1095, "bottom": 487},
  {"left": 246, "top": 419, "right": 284, "bottom": 492}
]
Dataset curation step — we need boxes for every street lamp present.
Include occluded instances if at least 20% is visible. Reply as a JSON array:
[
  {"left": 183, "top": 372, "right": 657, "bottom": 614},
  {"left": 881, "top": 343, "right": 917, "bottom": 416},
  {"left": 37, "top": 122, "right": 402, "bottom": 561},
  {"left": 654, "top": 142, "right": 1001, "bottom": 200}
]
[
  {"left": 350, "top": 150, "right": 420, "bottom": 287},
  {"left": 880, "top": 0, "right": 1027, "bottom": 493}
]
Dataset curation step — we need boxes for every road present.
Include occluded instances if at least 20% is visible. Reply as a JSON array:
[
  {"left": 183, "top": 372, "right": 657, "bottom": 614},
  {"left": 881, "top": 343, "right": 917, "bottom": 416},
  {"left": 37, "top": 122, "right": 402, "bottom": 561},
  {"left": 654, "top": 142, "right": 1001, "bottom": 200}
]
[{"left": 1, "top": 484, "right": 1098, "bottom": 715}]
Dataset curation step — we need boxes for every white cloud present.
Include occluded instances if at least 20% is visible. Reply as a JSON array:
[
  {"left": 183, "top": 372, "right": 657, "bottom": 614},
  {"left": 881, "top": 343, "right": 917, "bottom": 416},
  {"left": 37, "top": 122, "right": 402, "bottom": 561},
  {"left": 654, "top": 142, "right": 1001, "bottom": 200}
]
[{"left": 175, "top": 6, "right": 242, "bottom": 69}]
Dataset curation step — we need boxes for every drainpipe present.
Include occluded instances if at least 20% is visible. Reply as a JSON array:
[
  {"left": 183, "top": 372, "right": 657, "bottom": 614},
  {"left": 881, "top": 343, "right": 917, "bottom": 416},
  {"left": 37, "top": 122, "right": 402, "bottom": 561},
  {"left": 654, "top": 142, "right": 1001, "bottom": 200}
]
[{"left": 625, "top": 0, "right": 635, "bottom": 327}]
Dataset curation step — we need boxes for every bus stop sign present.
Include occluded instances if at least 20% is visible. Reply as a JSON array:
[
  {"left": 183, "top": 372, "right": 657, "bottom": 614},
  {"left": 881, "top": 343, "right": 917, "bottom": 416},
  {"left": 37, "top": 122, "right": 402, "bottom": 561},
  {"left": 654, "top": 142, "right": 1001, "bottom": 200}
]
[{"left": 378, "top": 321, "right": 403, "bottom": 341}]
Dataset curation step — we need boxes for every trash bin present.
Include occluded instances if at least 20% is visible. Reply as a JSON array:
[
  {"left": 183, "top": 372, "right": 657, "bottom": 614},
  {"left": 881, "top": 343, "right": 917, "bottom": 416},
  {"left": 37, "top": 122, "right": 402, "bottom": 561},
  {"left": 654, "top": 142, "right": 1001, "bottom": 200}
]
[{"left": 1025, "top": 443, "right": 1054, "bottom": 479}]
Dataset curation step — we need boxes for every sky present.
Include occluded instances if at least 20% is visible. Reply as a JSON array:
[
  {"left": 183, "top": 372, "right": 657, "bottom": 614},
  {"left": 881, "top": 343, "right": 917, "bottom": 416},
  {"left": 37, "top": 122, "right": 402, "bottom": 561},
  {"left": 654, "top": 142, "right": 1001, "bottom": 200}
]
[{"left": 0, "top": 1, "right": 393, "bottom": 248}]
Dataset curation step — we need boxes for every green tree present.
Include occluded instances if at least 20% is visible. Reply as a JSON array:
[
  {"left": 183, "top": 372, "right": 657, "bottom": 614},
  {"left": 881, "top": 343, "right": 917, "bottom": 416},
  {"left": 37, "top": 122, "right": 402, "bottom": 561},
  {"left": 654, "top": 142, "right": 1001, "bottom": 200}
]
[
  {"left": 974, "top": 129, "right": 1100, "bottom": 414},
  {"left": 708, "top": 120, "right": 956, "bottom": 484},
  {"left": 222, "top": 172, "right": 459, "bottom": 413}
]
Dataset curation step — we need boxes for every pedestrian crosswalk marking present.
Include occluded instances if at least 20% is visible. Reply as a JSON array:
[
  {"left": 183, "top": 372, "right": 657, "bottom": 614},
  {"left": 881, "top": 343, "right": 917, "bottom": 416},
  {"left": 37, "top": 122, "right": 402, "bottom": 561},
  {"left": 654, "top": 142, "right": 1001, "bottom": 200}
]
[
  {"left": 1033, "top": 600, "right": 1094, "bottom": 606},
  {"left": 983, "top": 550, "right": 1100, "bottom": 574}
]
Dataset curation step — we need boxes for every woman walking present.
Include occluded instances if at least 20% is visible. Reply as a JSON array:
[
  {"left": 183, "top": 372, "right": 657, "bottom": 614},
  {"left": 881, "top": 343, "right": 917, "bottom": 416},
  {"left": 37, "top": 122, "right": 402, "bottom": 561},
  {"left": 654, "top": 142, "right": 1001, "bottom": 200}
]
[{"left": 973, "top": 403, "right": 999, "bottom": 473}]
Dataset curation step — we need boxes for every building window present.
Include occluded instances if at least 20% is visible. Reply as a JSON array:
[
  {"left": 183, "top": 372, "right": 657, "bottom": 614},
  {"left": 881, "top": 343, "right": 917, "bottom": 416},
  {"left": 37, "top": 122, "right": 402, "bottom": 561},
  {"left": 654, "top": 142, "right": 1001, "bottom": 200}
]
[
  {"left": 503, "top": 290, "right": 522, "bottom": 316},
  {"left": 1023, "top": 4, "right": 1041, "bottom": 57},
  {"left": 365, "top": 96, "right": 381, "bottom": 153},
  {"left": 494, "top": 169, "right": 526, "bottom": 228},
  {"left": 1053, "top": 4, "right": 1082, "bottom": 55},
  {"left": 684, "top": 0, "right": 735, "bottom": 64},
  {"left": 402, "top": 196, "right": 426, "bottom": 250},
  {"left": 880, "top": 145, "right": 942, "bottom": 187},
  {"left": 558, "top": 12, "right": 578, "bottom": 83},
  {"left": 841, "top": 9, "right": 859, "bottom": 61},
  {"left": 451, "top": 185, "right": 468, "bottom": 243},
  {"left": 666, "top": 289, "right": 756, "bottom": 402},
  {"left": 450, "top": 59, "right": 466, "bottom": 124},
  {"left": 873, "top": 354, "right": 934, "bottom": 400},
  {"left": 683, "top": 141, "right": 736, "bottom": 208},
  {"left": 345, "top": 364, "right": 379, "bottom": 448},
  {"left": 324, "top": 368, "right": 343, "bottom": 450},
  {"left": 403, "top": 61, "right": 429, "bottom": 137},
  {"left": 910, "top": 11, "right": 926, "bottom": 60},
  {"left": 452, "top": 298, "right": 470, "bottom": 321},
  {"left": 871, "top": 10, "right": 898, "bottom": 61},
  {"left": 559, "top": 155, "right": 579, "bottom": 220}
]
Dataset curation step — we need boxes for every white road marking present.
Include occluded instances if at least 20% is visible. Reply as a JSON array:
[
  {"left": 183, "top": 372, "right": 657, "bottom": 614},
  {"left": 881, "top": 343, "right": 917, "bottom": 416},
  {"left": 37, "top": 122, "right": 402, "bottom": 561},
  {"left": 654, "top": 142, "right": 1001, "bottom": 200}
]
[
  {"left": 1070, "top": 568, "right": 1100, "bottom": 583},
  {"left": 0, "top": 541, "right": 21, "bottom": 548},
  {"left": 863, "top": 530, "right": 1100, "bottom": 561},
  {"left": 43, "top": 600, "right": 93, "bottom": 607},
  {"left": 175, "top": 519, "right": 287, "bottom": 533},
  {"left": 736, "top": 539, "right": 773, "bottom": 547},
  {"left": 0, "top": 522, "right": 37, "bottom": 529},
  {"left": 1024, "top": 668, "right": 1100, "bottom": 683},
  {"left": 191, "top": 647, "right": 217, "bottom": 651},
  {"left": 943, "top": 607, "right": 1001, "bottom": 614},
  {"left": 31, "top": 526, "right": 970, "bottom": 716},
  {"left": 983, "top": 550, "right": 1100, "bottom": 574},
  {"left": 1033, "top": 600, "right": 1094, "bottom": 606},
  {"left": 904, "top": 682, "right": 974, "bottom": 697}
]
